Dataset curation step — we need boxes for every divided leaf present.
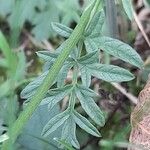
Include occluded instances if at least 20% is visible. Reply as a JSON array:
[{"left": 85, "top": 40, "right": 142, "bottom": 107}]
[
  {"left": 52, "top": 22, "right": 73, "bottom": 38},
  {"left": 61, "top": 117, "right": 80, "bottom": 149},
  {"left": 73, "top": 111, "right": 101, "bottom": 137},
  {"left": 42, "top": 110, "right": 70, "bottom": 137},
  {"left": 85, "top": 36, "right": 143, "bottom": 68},
  {"left": 77, "top": 51, "right": 99, "bottom": 87},
  {"left": 77, "top": 51, "right": 99, "bottom": 64},
  {"left": 37, "top": 51, "right": 74, "bottom": 63},
  {"left": 40, "top": 84, "right": 73, "bottom": 110},
  {"left": 76, "top": 84, "right": 99, "bottom": 98},
  {"left": 21, "top": 71, "right": 48, "bottom": 99},
  {"left": 38, "top": 51, "right": 74, "bottom": 88},
  {"left": 57, "top": 62, "right": 73, "bottom": 87},
  {"left": 55, "top": 139, "right": 75, "bottom": 150},
  {"left": 86, "top": 63, "right": 134, "bottom": 82},
  {"left": 75, "top": 86, "right": 105, "bottom": 126},
  {"left": 85, "top": 11, "right": 105, "bottom": 37},
  {"left": 80, "top": 66, "right": 91, "bottom": 87}
]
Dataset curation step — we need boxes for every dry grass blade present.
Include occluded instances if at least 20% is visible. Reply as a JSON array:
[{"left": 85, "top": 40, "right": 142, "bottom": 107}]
[
  {"left": 133, "top": 11, "right": 150, "bottom": 48},
  {"left": 111, "top": 82, "right": 138, "bottom": 104}
]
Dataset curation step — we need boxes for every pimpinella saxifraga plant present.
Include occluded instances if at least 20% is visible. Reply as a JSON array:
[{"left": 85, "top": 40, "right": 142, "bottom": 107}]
[{"left": 20, "top": 6, "right": 143, "bottom": 150}]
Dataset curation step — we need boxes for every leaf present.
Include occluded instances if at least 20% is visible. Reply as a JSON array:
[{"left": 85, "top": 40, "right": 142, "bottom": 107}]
[
  {"left": 14, "top": 50, "right": 26, "bottom": 81},
  {"left": 77, "top": 51, "right": 99, "bottom": 64},
  {"left": 85, "top": 63, "right": 134, "bottom": 82},
  {"left": 85, "top": 36, "right": 143, "bottom": 68},
  {"left": 75, "top": 87, "right": 105, "bottom": 126},
  {"left": 42, "top": 110, "right": 70, "bottom": 137},
  {"left": 54, "top": 138, "right": 75, "bottom": 150},
  {"left": 85, "top": 11, "right": 105, "bottom": 37},
  {"left": 0, "top": 0, "right": 14, "bottom": 18},
  {"left": 0, "top": 134, "right": 9, "bottom": 143},
  {"left": 77, "top": 51, "right": 99, "bottom": 87},
  {"left": 18, "top": 105, "right": 61, "bottom": 150},
  {"left": 61, "top": 117, "right": 80, "bottom": 149},
  {"left": 40, "top": 84, "right": 73, "bottom": 110},
  {"left": 0, "top": 58, "right": 8, "bottom": 68},
  {"left": 37, "top": 50, "right": 74, "bottom": 88},
  {"left": 70, "top": 47, "right": 79, "bottom": 60},
  {"left": 0, "top": 31, "right": 12, "bottom": 63},
  {"left": 37, "top": 51, "right": 74, "bottom": 63},
  {"left": 0, "top": 31, "right": 17, "bottom": 75},
  {"left": 37, "top": 51, "right": 58, "bottom": 62},
  {"left": 0, "top": 81, "right": 11, "bottom": 99},
  {"left": 76, "top": 84, "right": 99, "bottom": 97},
  {"left": 55, "top": 0, "right": 80, "bottom": 25},
  {"left": 80, "top": 66, "right": 91, "bottom": 87},
  {"left": 21, "top": 71, "right": 49, "bottom": 99},
  {"left": 73, "top": 111, "right": 101, "bottom": 137},
  {"left": 122, "top": 0, "right": 134, "bottom": 20},
  {"left": 31, "top": 5, "right": 59, "bottom": 40},
  {"left": 52, "top": 22, "right": 73, "bottom": 38},
  {"left": 57, "top": 62, "right": 73, "bottom": 87}
]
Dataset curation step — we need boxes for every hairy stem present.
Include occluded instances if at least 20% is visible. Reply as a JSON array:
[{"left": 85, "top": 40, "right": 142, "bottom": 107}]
[{"left": 2, "top": 0, "right": 101, "bottom": 149}]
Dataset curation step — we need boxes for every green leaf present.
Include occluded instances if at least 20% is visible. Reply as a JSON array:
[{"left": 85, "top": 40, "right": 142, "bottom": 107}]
[
  {"left": 73, "top": 111, "right": 101, "bottom": 137},
  {"left": 57, "top": 62, "right": 73, "bottom": 87},
  {"left": 0, "top": 134, "right": 9, "bottom": 143},
  {"left": 0, "top": 31, "right": 12, "bottom": 63},
  {"left": 31, "top": 5, "right": 59, "bottom": 40},
  {"left": 77, "top": 51, "right": 99, "bottom": 87},
  {"left": 37, "top": 51, "right": 74, "bottom": 63},
  {"left": 0, "top": 0, "right": 14, "bottom": 18},
  {"left": 0, "top": 58, "right": 8, "bottom": 68},
  {"left": 14, "top": 50, "right": 26, "bottom": 81},
  {"left": 77, "top": 51, "right": 99, "bottom": 64},
  {"left": 86, "top": 63, "right": 134, "bottom": 82},
  {"left": 18, "top": 105, "right": 61, "bottom": 150},
  {"left": 42, "top": 110, "right": 70, "bottom": 137},
  {"left": 85, "top": 36, "right": 143, "bottom": 68},
  {"left": 0, "top": 31, "right": 17, "bottom": 75},
  {"left": 70, "top": 47, "right": 79, "bottom": 60},
  {"left": 80, "top": 66, "right": 91, "bottom": 87},
  {"left": 40, "top": 84, "right": 73, "bottom": 110},
  {"left": 21, "top": 71, "right": 48, "bottom": 99},
  {"left": 75, "top": 87, "right": 105, "bottom": 126},
  {"left": 122, "top": 0, "right": 134, "bottom": 20},
  {"left": 0, "top": 81, "right": 11, "bottom": 99},
  {"left": 55, "top": 0, "right": 80, "bottom": 25},
  {"left": 54, "top": 138, "right": 75, "bottom": 150},
  {"left": 61, "top": 117, "right": 80, "bottom": 149},
  {"left": 77, "top": 84, "right": 99, "bottom": 97},
  {"left": 38, "top": 50, "right": 74, "bottom": 88},
  {"left": 85, "top": 11, "right": 105, "bottom": 37},
  {"left": 37, "top": 51, "right": 58, "bottom": 62},
  {"left": 52, "top": 22, "right": 73, "bottom": 38}
]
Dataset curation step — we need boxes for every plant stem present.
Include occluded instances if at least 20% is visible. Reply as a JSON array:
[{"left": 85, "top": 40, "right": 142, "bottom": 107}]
[
  {"left": 104, "top": 0, "right": 118, "bottom": 64},
  {"left": 2, "top": 1, "right": 101, "bottom": 149}
]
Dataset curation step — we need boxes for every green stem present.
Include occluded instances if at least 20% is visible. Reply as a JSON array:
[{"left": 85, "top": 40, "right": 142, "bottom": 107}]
[
  {"left": 104, "top": 0, "right": 118, "bottom": 64},
  {"left": 2, "top": 1, "right": 101, "bottom": 149}
]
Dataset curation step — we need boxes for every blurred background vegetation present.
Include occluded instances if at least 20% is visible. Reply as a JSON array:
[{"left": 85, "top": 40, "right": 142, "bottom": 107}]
[{"left": 0, "top": 0, "right": 150, "bottom": 149}]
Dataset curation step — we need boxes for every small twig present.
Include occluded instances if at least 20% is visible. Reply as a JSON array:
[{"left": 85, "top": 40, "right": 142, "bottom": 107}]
[
  {"left": 111, "top": 82, "right": 138, "bottom": 104},
  {"left": 133, "top": 11, "right": 150, "bottom": 48},
  {"left": 42, "top": 40, "right": 54, "bottom": 51}
]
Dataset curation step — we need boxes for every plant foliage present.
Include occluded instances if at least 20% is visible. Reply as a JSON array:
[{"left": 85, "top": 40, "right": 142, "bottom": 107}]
[{"left": 21, "top": 8, "right": 143, "bottom": 149}]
